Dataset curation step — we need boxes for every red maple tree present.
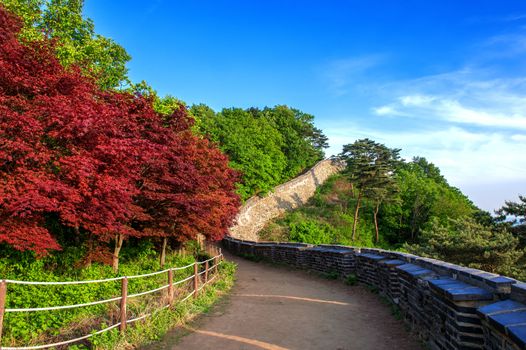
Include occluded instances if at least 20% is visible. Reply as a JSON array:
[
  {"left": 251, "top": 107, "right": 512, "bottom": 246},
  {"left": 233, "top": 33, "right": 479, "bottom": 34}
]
[{"left": 0, "top": 6, "right": 240, "bottom": 261}]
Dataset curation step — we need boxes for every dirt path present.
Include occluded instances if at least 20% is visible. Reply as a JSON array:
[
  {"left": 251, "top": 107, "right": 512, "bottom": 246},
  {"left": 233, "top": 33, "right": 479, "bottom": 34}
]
[{"left": 148, "top": 254, "right": 422, "bottom": 350}]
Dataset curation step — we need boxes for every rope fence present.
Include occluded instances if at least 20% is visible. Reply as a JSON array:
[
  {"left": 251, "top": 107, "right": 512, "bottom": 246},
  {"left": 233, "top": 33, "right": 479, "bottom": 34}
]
[{"left": 0, "top": 251, "right": 224, "bottom": 350}]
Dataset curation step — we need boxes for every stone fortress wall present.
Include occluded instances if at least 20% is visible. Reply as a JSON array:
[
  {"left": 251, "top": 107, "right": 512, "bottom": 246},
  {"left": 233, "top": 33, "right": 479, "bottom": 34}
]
[
  {"left": 223, "top": 237, "right": 526, "bottom": 350},
  {"left": 228, "top": 158, "right": 345, "bottom": 241}
]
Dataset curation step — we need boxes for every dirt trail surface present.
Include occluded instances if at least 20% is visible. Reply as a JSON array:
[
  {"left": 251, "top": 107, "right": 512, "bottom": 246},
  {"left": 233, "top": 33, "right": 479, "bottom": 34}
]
[{"left": 147, "top": 254, "right": 422, "bottom": 350}]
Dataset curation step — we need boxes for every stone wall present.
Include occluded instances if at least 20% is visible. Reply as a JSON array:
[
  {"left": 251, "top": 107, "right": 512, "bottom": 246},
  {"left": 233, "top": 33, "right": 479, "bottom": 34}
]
[
  {"left": 228, "top": 158, "right": 345, "bottom": 241},
  {"left": 223, "top": 236, "right": 526, "bottom": 350}
]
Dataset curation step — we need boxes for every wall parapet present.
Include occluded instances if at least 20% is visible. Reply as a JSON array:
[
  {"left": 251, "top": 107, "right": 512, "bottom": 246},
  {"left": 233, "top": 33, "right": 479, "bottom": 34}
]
[
  {"left": 228, "top": 158, "right": 345, "bottom": 241},
  {"left": 223, "top": 236, "right": 526, "bottom": 350}
]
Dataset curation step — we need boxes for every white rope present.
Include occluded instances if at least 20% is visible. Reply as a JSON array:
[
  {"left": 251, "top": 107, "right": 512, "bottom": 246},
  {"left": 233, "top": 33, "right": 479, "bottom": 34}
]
[
  {"left": 1, "top": 254, "right": 224, "bottom": 349},
  {"left": 126, "top": 269, "right": 170, "bottom": 280},
  {"left": 4, "top": 276, "right": 124, "bottom": 286},
  {"left": 128, "top": 284, "right": 169, "bottom": 299},
  {"left": 198, "top": 275, "right": 217, "bottom": 292},
  {"left": 6, "top": 275, "right": 195, "bottom": 312},
  {"left": 172, "top": 274, "right": 195, "bottom": 286},
  {"left": 126, "top": 313, "right": 150, "bottom": 324},
  {"left": 126, "top": 262, "right": 195, "bottom": 279},
  {"left": 180, "top": 290, "right": 195, "bottom": 303},
  {"left": 5, "top": 296, "right": 123, "bottom": 313},
  {"left": 1, "top": 323, "right": 121, "bottom": 350},
  {"left": 171, "top": 262, "right": 196, "bottom": 271},
  {"left": 196, "top": 256, "right": 215, "bottom": 265},
  {"left": 4, "top": 261, "right": 200, "bottom": 286}
]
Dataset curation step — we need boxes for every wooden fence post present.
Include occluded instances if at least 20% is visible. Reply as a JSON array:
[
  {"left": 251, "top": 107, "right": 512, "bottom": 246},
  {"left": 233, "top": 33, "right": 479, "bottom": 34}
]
[
  {"left": 193, "top": 262, "right": 199, "bottom": 298},
  {"left": 0, "top": 280, "right": 7, "bottom": 346},
  {"left": 167, "top": 269, "right": 174, "bottom": 307},
  {"left": 120, "top": 277, "right": 128, "bottom": 333},
  {"left": 214, "top": 256, "right": 218, "bottom": 274},
  {"left": 204, "top": 261, "right": 209, "bottom": 284}
]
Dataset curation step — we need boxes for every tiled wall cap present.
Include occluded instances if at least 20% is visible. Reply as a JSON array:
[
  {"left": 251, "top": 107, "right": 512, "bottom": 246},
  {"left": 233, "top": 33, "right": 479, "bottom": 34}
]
[
  {"left": 378, "top": 259, "right": 405, "bottom": 266},
  {"left": 357, "top": 253, "right": 386, "bottom": 260}
]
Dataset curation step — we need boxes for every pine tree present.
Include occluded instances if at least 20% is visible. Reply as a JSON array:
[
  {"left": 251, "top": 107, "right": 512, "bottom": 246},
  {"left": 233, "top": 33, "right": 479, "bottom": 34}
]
[
  {"left": 496, "top": 195, "right": 526, "bottom": 224},
  {"left": 339, "top": 139, "right": 400, "bottom": 241}
]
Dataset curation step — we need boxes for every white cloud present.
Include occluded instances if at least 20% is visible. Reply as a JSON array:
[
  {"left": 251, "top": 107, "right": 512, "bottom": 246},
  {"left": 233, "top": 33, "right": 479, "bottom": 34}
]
[
  {"left": 440, "top": 99, "right": 526, "bottom": 129},
  {"left": 371, "top": 71, "right": 526, "bottom": 130},
  {"left": 372, "top": 105, "right": 399, "bottom": 116},
  {"left": 511, "top": 134, "right": 526, "bottom": 142},
  {"left": 399, "top": 94, "right": 436, "bottom": 106}
]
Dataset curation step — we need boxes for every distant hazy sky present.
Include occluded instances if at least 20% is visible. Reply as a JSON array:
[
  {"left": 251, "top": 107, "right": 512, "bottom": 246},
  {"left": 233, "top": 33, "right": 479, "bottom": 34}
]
[{"left": 84, "top": 0, "right": 526, "bottom": 212}]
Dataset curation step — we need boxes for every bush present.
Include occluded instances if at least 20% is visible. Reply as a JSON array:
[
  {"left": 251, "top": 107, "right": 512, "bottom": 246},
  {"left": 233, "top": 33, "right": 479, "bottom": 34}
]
[
  {"left": 289, "top": 219, "right": 336, "bottom": 245},
  {"left": 405, "top": 217, "right": 526, "bottom": 280},
  {"left": 345, "top": 274, "right": 357, "bottom": 286},
  {"left": 323, "top": 270, "right": 339, "bottom": 280},
  {"left": 90, "top": 261, "right": 236, "bottom": 349},
  {"left": 0, "top": 243, "right": 200, "bottom": 347}
]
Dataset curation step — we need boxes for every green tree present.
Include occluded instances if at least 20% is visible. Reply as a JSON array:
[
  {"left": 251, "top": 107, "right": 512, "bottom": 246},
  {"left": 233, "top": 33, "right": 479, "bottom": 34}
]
[
  {"left": 405, "top": 217, "right": 525, "bottom": 279},
  {"left": 258, "top": 106, "right": 327, "bottom": 178},
  {"left": 197, "top": 107, "right": 287, "bottom": 200},
  {"left": 367, "top": 185, "right": 399, "bottom": 243},
  {"left": 496, "top": 195, "right": 526, "bottom": 248},
  {"left": 1, "top": 0, "right": 131, "bottom": 89},
  {"left": 189, "top": 103, "right": 217, "bottom": 135},
  {"left": 339, "top": 139, "right": 400, "bottom": 241},
  {"left": 496, "top": 195, "right": 526, "bottom": 224},
  {"left": 386, "top": 158, "right": 474, "bottom": 242},
  {"left": 190, "top": 104, "right": 328, "bottom": 201}
]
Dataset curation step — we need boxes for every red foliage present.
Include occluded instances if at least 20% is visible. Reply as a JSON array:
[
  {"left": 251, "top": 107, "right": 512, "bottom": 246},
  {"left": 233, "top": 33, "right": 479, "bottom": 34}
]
[
  {"left": 135, "top": 110, "right": 241, "bottom": 242},
  {"left": 0, "top": 6, "right": 240, "bottom": 254}
]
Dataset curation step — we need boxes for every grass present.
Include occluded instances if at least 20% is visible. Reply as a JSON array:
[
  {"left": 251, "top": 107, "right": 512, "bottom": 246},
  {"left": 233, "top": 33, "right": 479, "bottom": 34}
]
[
  {"left": 378, "top": 295, "right": 402, "bottom": 321},
  {"left": 0, "top": 242, "right": 236, "bottom": 349},
  {"left": 344, "top": 273, "right": 357, "bottom": 286},
  {"left": 322, "top": 270, "right": 339, "bottom": 280},
  {"left": 90, "top": 261, "right": 236, "bottom": 349}
]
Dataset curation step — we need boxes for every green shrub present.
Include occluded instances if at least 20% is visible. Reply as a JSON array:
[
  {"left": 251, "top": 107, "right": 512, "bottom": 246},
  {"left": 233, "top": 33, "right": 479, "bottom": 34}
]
[
  {"left": 0, "top": 243, "right": 214, "bottom": 348},
  {"left": 405, "top": 217, "right": 526, "bottom": 280},
  {"left": 323, "top": 270, "right": 339, "bottom": 280},
  {"left": 289, "top": 219, "right": 336, "bottom": 245},
  {"left": 91, "top": 261, "right": 236, "bottom": 349},
  {"left": 345, "top": 274, "right": 357, "bottom": 286}
]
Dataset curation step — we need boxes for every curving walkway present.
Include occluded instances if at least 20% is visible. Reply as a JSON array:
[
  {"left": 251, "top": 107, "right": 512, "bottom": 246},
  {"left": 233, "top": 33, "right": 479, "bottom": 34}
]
[{"left": 148, "top": 253, "right": 422, "bottom": 350}]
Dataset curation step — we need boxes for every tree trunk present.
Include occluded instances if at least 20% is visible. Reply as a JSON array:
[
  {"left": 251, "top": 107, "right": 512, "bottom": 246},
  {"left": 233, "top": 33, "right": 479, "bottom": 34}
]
[
  {"left": 352, "top": 191, "right": 362, "bottom": 241},
  {"left": 73, "top": 226, "right": 81, "bottom": 244},
  {"left": 350, "top": 183, "right": 355, "bottom": 198},
  {"left": 112, "top": 234, "right": 124, "bottom": 273},
  {"left": 160, "top": 237, "right": 168, "bottom": 268},
  {"left": 374, "top": 203, "right": 380, "bottom": 243},
  {"left": 85, "top": 235, "right": 93, "bottom": 268}
]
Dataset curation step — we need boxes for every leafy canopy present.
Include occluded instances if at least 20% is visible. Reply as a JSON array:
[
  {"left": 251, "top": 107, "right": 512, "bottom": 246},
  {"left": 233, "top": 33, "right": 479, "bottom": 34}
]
[
  {"left": 0, "top": 0, "right": 131, "bottom": 89},
  {"left": 0, "top": 5, "right": 239, "bottom": 255},
  {"left": 405, "top": 217, "right": 525, "bottom": 279},
  {"left": 191, "top": 104, "right": 328, "bottom": 200},
  {"left": 496, "top": 195, "right": 526, "bottom": 224}
]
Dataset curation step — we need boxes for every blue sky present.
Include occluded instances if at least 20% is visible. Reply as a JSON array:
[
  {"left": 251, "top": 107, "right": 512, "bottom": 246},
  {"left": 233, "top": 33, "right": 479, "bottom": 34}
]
[{"left": 84, "top": 0, "right": 526, "bottom": 212}]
